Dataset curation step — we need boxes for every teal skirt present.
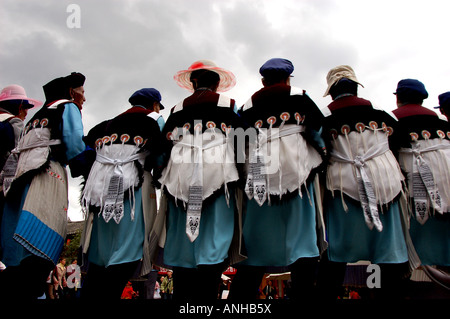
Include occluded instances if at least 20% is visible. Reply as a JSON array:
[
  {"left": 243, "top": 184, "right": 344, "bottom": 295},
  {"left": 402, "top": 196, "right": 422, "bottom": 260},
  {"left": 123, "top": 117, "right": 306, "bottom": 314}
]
[
  {"left": 163, "top": 190, "right": 235, "bottom": 268},
  {"left": 239, "top": 182, "right": 320, "bottom": 267},
  {"left": 1, "top": 182, "right": 31, "bottom": 267},
  {"left": 325, "top": 192, "right": 408, "bottom": 264},
  {"left": 88, "top": 189, "right": 145, "bottom": 267},
  {"left": 409, "top": 214, "right": 450, "bottom": 266}
]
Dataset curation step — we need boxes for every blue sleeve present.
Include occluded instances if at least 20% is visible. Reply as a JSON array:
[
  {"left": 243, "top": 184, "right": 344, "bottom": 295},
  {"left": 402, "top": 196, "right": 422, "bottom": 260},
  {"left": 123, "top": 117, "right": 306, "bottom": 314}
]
[
  {"left": 308, "top": 127, "right": 326, "bottom": 150},
  {"left": 62, "top": 103, "right": 86, "bottom": 161},
  {"left": 157, "top": 116, "right": 165, "bottom": 132}
]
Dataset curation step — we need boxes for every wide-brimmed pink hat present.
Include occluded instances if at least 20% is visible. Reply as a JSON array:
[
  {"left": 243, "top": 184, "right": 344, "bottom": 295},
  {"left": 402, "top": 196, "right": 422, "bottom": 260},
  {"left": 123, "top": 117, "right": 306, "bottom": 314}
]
[
  {"left": 0, "top": 84, "right": 43, "bottom": 108},
  {"left": 174, "top": 60, "right": 236, "bottom": 93}
]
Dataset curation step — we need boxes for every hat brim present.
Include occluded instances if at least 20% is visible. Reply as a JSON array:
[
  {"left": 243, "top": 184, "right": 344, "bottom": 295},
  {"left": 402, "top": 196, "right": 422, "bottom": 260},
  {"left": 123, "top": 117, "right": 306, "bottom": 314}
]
[
  {"left": 174, "top": 66, "right": 236, "bottom": 93},
  {"left": 323, "top": 79, "right": 364, "bottom": 97},
  {"left": 0, "top": 96, "right": 43, "bottom": 109}
]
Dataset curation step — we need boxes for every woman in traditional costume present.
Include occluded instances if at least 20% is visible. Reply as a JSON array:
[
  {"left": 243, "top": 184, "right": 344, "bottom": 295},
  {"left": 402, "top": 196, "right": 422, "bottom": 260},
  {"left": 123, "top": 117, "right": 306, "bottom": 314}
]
[
  {"left": 0, "top": 85, "right": 42, "bottom": 170},
  {"left": 80, "top": 88, "right": 164, "bottom": 299},
  {"left": 0, "top": 73, "right": 89, "bottom": 299},
  {"left": 158, "top": 60, "right": 245, "bottom": 301},
  {"left": 317, "top": 66, "right": 411, "bottom": 300},
  {"left": 229, "top": 58, "right": 326, "bottom": 300},
  {"left": 0, "top": 85, "right": 42, "bottom": 265},
  {"left": 391, "top": 80, "right": 450, "bottom": 282}
]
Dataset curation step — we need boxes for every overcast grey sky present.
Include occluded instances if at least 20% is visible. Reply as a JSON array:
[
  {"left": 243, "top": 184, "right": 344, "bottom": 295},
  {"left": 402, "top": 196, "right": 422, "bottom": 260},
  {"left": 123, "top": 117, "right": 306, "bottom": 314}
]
[{"left": 2, "top": 0, "right": 449, "bottom": 220}]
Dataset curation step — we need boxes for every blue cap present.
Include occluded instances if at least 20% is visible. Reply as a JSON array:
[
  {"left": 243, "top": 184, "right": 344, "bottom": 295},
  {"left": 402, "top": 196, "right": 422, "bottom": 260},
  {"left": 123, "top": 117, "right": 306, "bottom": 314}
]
[
  {"left": 394, "top": 79, "right": 428, "bottom": 99},
  {"left": 435, "top": 91, "right": 450, "bottom": 109},
  {"left": 259, "top": 58, "right": 294, "bottom": 78},
  {"left": 129, "top": 88, "right": 164, "bottom": 110}
]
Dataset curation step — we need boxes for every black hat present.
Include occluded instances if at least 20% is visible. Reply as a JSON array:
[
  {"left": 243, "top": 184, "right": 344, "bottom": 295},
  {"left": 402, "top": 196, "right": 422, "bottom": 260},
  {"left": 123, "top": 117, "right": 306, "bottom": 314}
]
[
  {"left": 43, "top": 77, "right": 71, "bottom": 105},
  {"left": 65, "top": 72, "right": 85, "bottom": 88}
]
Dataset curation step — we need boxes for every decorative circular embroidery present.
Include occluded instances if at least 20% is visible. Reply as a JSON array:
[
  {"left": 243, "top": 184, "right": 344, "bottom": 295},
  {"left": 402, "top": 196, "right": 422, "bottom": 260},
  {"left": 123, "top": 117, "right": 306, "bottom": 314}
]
[
  {"left": 447, "top": 132, "right": 450, "bottom": 139},
  {"left": 422, "top": 130, "right": 431, "bottom": 139},
  {"left": 330, "top": 129, "right": 338, "bottom": 139},
  {"left": 110, "top": 133, "right": 118, "bottom": 142},
  {"left": 183, "top": 123, "right": 191, "bottom": 130},
  {"left": 294, "top": 112, "right": 305, "bottom": 123},
  {"left": 355, "top": 122, "right": 365, "bottom": 132},
  {"left": 221, "top": 122, "right": 232, "bottom": 133},
  {"left": 410, "top": 132, "right": 419, "bottom": 141},
  {"left": 386, "top": 127, "right": 393, "bottom": 136},
  {"left": 254, "top": 120, "right": 263, "bottom": 128},
  {"left": 206, "top": 121, "right": 216, "bottom": 129},
  {"left": 194, "top": 123, "right": 203, "bottom": 131},
  {"left": 102, "top": 136, "right": 111, "bottom": 144},
  {"left": 32, "top": 119, "right": 40, "bottom": 128},
  {"left": 95, "top": 138, "right": 103, "bottom": 148},
  {"left": 166, "top": 131, "right": 173, "bottom": 140},
  {"left": 341, "top": 124, "right": 351, "bottom": 135},
  {"left": 437, "top": 130, "right": 445, "bottom": 139},
  {"left": 134, "top": 136, "right": 143, "bottom": 146},
  {"left": 267, "top": 116, "right": 276, "bottom": 125},
  {"left": 40, "top": 118, "right": 49, "bottom": 127},
  {"left": 121, "top": 134, "right": 130, "bottom": 143},
  {"left": 280, "top": 112, "right": 290, "bottom": 121},
  {"left": 369, "top": 121, "right": 378, "bottom": 130},
  {"left": 221, "top": 122, "right": 228, "bottom": 132}
]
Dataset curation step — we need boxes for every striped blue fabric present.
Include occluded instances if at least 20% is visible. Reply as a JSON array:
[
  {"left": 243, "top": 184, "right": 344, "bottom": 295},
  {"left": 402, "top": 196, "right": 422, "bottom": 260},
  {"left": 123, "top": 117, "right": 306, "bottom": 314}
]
[{"left": 13, "top": 210, "right": 64, "bottom": 264}]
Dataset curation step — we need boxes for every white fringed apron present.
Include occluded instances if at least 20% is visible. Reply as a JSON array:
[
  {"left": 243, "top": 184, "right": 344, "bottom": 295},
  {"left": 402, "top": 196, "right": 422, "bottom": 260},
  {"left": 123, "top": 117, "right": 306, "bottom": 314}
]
[
  {"left": 82, "top": 143, "right": 148, "bottom": 224},
  {"left": 327, "top": 129, "right": 404, "bottom": 231},
  {"left": 399, "top": 138, "right": 450, "bottom": 224},
  {"left": 245, "top": 123, "right": 322, "bottom": 206},
  {"left": 159, "top": 128, "right": 239, "bottom": 242}
]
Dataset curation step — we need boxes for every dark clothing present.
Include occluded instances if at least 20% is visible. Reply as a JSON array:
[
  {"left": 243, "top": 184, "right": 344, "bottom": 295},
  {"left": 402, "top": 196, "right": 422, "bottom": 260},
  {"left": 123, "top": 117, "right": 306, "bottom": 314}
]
[
  {"left": 239, "top": 83, "right": 323, "bottom": 131},
  {"left": 172, "top": 262, "right": 227, "bottom": 301},
  {"left": 25, "top": 101, "right": 71, "bottom": 166},
  {"left": 162, "top": 90, "right": 244, "bottom": 157},
  {"left": 84, "top": 106, "right": 163, "bottom": 172},
  {"left": 392, "top": 104, "right": 450, "bottom": 148},
  {"left": 84, "top": 106, "right": 162, "bottom": 152},
  {"left": 0, "top": 255, "right": 53, "bottom": 299},
  {"left": 0, "top": 115, "right": 15, "bottom": 170},
  {"left": 322, "top": 96, "right": 399, "bottom": 150},
  {"left": 82, "top": 261, "right": 140, "bottom": 300}
]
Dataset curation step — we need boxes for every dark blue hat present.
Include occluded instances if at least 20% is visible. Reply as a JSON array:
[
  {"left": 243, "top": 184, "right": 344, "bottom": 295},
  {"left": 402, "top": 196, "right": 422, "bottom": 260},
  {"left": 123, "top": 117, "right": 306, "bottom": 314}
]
[
  {"left": 259, "top": 58, "right": 294, "bottom": 78},
  {"left": 394, "top": 79, "right": 428, "bottom": 99},
  {"left": 435, "top": 91, "right": 450, "bottom": 109},
  {"left": 129, "top": 88, "right": 164, "bottom": 110}
]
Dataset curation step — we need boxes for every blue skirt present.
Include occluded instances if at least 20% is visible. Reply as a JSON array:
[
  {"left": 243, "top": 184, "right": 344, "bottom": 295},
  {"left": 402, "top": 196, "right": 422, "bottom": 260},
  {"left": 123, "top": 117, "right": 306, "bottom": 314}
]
[
  {"left": 409, "top": 214, "right": 450, "bottom": 266},
  {"left": 163, "top": 191, "right": 235, "bottom": 268},
  {"left": 239, "top": 183, "right": 320, "bottom": 267},
  {"left": 88, "top": 189, "right": 145, "bottom": 267},
  {"left": 1, "top": 182, "right": 31, "bottom": 267},
  {"left": 325, "top": 192, "right": 408, "bottom": 264}
]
